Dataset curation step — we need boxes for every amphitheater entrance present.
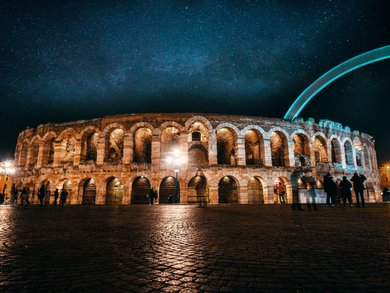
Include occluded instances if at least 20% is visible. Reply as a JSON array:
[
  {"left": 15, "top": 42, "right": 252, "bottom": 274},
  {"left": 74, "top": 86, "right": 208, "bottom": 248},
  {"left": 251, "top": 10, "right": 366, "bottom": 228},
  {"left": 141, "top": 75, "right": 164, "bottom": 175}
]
[
  {"left": 131, "top": 176, "right": 151, "bottom": 204},
  {"left": 106, "top": 177, "right": 124, "bottom": 204},
  {"left": 247, "top": 177, "right": 265, "bottom": 204},
  {"left": 82, "top": 178, "right": 96, "bottom": 205},
  {"left": 159, "top": 176, "right": 176, "bottom": 204},
  {"left": 187, "top": 175, "right": 208, "bottom": 204},
  {"left": 218, "top": 176, "right": 238, "bottom": 203}
]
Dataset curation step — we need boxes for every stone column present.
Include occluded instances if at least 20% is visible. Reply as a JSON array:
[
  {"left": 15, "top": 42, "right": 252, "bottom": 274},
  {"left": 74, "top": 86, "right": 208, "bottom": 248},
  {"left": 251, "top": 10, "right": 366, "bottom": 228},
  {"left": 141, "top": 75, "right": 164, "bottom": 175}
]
[
  {"left": 310, "top": 141, "right": 316, "bottom": 166},
  {"left": 209, "top": 131, "right": 218, "bottom": 166},
  {"left": 151, "top": 133, "right": 160, "bottom": 170},
  {"left": 352, "top": 147, "right": 357, "bottom": 170},
  {"left": 179, "top": 178, "right": 187, "bottom": 204},
  {"left": 266, "top": 185, "right": 275, "bottom": 204},
  {"left": 209, "top": 184, "right": 218, "bottom": 204},
  {"left": 36, "top": 143, "right": 45, "bottom": 168},
  {"left": 73, "top": 139, "right": 82, "bottom": 166},
  {"left": 237, "top": 135, "right": 246, "bottom": 166},
  {"left": 123, "top": 134, "right": 132, "bottom": 165},
  {"left": 96, "top": 136, "right": 105, "bottom": 166},
  {"left": 239, "top": 184, "right": 248, "bottom": 204},
  {"left": 180, "top": 133, "right": 188, "bottom": 170},
  {"left": 53, "top": 141, "right": 62, "bottom": 168},
  {"left": 341, "top": 146, "right": 346, "bottom": 169},
  {"left": 287, "top": 139, "right": 295, "bottom": 167},
  {"left": 263, "top": 138, "right": 272, "bottom": 167}
]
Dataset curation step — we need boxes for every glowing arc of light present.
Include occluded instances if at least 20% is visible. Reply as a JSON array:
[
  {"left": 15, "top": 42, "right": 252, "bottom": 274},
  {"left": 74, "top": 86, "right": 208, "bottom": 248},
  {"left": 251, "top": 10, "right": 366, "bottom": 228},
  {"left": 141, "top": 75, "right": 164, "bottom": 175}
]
[{"left": 284, "top": 45, "right": 390, "bottom": 120}]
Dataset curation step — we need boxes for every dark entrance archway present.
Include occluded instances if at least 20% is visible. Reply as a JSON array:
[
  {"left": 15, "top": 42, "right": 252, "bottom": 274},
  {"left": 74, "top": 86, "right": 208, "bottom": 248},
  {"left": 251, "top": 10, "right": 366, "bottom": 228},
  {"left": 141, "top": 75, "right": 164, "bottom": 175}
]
[
  {"left": 106, "top": 177, "right": 124, "bottom": 204},
  {"left": 131, "top": 176, "right": 151, "bottom": 204},
  {"left": 159, "top": 176, "right": 176, "bottom": 204},
  {"left": 247, "top": 177, "right": 264, "bottom": 204},
  {"left": 218, "top": 176, "right": 239, "bottom": 203},
  {"left": 82, "top": 178, "right": 96, "bottom": 205},
  {"left": 188, "top": 175, "right": 208, "bottom": 204}
]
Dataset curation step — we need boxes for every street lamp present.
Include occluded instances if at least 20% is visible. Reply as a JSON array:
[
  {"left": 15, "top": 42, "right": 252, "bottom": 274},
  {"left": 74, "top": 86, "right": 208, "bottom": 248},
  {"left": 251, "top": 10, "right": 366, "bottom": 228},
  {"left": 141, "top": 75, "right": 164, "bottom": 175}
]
[
  {"left": 0, "top": 161, "right": 15, "bottom": 202},
  {"left": 165, "top": 148, "right": 186, "bottom": 204}
]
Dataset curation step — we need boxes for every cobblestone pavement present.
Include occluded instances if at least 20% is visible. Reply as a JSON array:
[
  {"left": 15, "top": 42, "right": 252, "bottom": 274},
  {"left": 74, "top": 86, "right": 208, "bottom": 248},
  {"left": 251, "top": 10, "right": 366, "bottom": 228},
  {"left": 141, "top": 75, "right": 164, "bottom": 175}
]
[{"left": 1, "top": 204, "right": 390, "bottom": 292}]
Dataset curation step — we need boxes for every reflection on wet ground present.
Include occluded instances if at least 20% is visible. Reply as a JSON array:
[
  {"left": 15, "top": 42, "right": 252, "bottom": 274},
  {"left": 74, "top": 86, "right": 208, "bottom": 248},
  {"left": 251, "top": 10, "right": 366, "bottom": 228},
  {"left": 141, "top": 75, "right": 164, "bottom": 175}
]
[{"left": 1, "top": 204, "right": 390, "bottom": 291}]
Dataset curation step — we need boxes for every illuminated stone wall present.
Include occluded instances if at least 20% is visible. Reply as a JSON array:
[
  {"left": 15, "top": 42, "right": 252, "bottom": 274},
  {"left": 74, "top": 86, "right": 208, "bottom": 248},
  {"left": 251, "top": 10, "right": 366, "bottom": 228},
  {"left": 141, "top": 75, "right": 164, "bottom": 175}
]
[{"left": 13, "top": 114, "right": 381, "bottom": 205}]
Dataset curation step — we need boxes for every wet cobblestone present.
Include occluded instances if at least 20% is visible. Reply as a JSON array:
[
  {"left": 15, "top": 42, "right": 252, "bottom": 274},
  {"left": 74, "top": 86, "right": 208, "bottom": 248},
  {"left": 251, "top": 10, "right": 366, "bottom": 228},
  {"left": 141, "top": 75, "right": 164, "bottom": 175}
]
[{"left": 1, "top": 204, "right": 390, "bottom": 292}]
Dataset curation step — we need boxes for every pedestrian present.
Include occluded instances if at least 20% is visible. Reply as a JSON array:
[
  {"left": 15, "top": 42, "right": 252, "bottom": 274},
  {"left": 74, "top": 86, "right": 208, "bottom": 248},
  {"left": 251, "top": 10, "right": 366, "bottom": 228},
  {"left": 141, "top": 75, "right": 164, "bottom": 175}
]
[
  {"left": 20, "top": 187, "right": 28, "bottom": 206},
  {"left": 324, "top": 173, "right": 337, "bottom": 206},
  {"left": 276, "top": 183, "right": 286, "bottom": 204},
  {"left": 0, "top": 192, "right": 4, "bottom": 204},
  {"left": 382, "top": 187, "right": 390, "bottom": 201},
  {"left": 44, "top": 189, "right": 51, "bottom": 205},
  {"left": 338, "top": 176, "right": 353, "bottom": 207},
  {"left": 350, "top": 173, "right": 367, "bottom": 208},
  {"left": 38, "top": 184, "right": 46, "bottom": 207},
  {"left": 25, "top": 188, "right": 30, "bottom": 206},
  {"left": 54, "top": 188, "right": 59, "bottom": 205},
  {"left": 60, "top": 189, "right": 68, "bottom": 206},
  {"left": 149, "top": 187, "right": 154, "bottom": 205}
]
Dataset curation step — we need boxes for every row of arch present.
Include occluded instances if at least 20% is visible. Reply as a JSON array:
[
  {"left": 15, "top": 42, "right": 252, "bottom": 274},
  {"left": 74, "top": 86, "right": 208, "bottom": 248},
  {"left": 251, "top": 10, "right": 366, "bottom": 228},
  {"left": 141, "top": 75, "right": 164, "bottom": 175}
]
[
  {"left": 16, "top": 116, "right": 377, "bottom": 170},
  {"left": 20, "top": 175, "right": 295, "bottom": 205}
]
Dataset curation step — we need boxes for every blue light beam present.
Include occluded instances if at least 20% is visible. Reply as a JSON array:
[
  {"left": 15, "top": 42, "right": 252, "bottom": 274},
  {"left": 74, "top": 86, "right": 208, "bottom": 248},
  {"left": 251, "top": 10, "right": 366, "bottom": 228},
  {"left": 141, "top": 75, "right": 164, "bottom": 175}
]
[{"left": 284, "top": 45, "right": 390, "bottom": 120}]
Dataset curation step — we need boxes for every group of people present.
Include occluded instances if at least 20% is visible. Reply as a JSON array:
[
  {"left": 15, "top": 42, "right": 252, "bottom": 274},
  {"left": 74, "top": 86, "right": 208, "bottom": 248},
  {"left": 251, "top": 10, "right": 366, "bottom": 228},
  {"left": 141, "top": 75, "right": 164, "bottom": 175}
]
[
  {"left": 6, "top": 184, "right": 69, "bottom": 206},
  {"left": 324, "top": 172, "right": 367, "bottom": 208}
]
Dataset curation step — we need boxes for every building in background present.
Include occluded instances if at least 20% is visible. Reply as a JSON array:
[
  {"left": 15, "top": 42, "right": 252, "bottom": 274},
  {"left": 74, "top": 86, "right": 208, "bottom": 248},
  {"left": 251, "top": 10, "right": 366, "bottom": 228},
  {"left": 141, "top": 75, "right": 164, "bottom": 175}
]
[
  {"left": 0, "top": 161, "right": 15, "bottom": 201},
  {"left": 379, "top": 165, "right": 390, "bottom": 188}
]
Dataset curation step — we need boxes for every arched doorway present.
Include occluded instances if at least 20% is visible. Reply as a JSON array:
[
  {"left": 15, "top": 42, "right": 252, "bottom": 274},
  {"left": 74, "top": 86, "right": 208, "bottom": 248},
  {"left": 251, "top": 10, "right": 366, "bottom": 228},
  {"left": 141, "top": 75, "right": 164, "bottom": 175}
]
[
  {"left": 159, "top": 176, "right": 176, "bottom": 204},
  {"left": 82, "top": 178, "right": 96, "bottom": 205},
  {"left": 188, "top": 175, "right": 208, "bottom": 204},
  {"left": 218, "top": 176, "right": 238, "bottom": 203},
  {"left": 273, "top": 177, "right": 288, "bottom": 204},
  {"left": 131, "top": 177, "right": 151, "bottom": 204},
  {"left": 270, "top": 131, "right": 289, "bottom": 167},
  {"left": 247, "top": 177, "right": 264, "bottom": 204},
  {"left": 59, "top": 179, "right": 72, "bottom": 204},
  {"left": 106, "top": 177, "right": 124, "bottom": 204}
]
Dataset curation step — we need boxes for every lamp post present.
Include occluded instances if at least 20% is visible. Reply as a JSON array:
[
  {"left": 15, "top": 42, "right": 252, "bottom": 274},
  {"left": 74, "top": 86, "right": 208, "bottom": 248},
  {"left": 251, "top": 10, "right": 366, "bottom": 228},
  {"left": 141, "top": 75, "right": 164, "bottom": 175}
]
[
  {"left": 0, "top": 161, "right": 15, "bottom": 202},
  {"left": 166, "top": 148, "right": 186, "bottom": 204}
]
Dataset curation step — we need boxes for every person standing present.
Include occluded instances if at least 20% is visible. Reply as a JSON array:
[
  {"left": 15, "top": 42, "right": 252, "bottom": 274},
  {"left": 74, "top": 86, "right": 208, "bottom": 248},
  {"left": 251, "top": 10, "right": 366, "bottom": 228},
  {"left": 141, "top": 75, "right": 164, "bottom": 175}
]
[
  {"left": 339, "top": 176, "right": 353, "bottom": 207},
  {"left": 44, "top": 189, "right": 51, "bottom": 205},
  {"left": 54, "top": 188, "right": 59, "bottom": 205},
  {"left": 38, "top": 184, "right": 45, "bottom": 207},
  {"left": 276, "top": 183, "right": 286, "bottom": 204},
  {"left": 350, "top": 173, "right": 367, "bottom": 208},
  {"left": 149, "top": 187, "right": 154, "bottom": 205},
  {"left": 324, "top": 173, "right": 337, "bottom": 206},
  {"left": 60, "top": 189, "right": 68, "bottom": 206}
]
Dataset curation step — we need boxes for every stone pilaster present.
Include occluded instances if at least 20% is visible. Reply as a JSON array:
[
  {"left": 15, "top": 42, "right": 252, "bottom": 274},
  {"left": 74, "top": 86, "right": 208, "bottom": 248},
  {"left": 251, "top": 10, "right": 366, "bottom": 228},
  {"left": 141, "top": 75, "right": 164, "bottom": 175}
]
[
  {"left": 341, "top": 145, "right": 346, "bottom": 169},
  {"left": 209, "top": 131, "right": 218, "bottom": 166},
  {"left": 263, "top": 138, "right": 272, "bottom": 167},
  {"left": 73, "top": 139, "right": 82, "bottom": 166},
  {"left": 209, "top": 184, "right": 218, "bottom": 204},
  {"left": 237, "top": 135, "right": 246, "bottom": 166},
  {"left": 266, "top": 186, "right": 275, "bottom": 204},
  {"left": 123, "top": 134, "right": 132, "bottom": 165},
  {"left": 287, "top": 139, "right": 295, "bottom": 167},
  {"left": 239, "top": 185, "right": 248, "bottom": 204},
  {"left": 180, "top": 133, "right": 188, "bottom": 170},
  {"left": 151, "top": 133, "right": 160, "bottom": 169},
  {"left": 96, "top": 136, "right": 105, "bottom": 166},
  {"left": 53, "top": 141, "right": 62, "bottom": 168},
  {"left": 36, "top": 143, "right": 44, "bottom": 168}
]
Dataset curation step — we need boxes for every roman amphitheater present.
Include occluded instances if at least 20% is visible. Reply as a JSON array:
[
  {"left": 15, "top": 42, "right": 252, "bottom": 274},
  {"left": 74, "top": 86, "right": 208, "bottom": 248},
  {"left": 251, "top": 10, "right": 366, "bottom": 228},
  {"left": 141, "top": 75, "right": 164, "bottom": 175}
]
[{"left": 13, "top": 113, "right": 381, "bottom": 205}]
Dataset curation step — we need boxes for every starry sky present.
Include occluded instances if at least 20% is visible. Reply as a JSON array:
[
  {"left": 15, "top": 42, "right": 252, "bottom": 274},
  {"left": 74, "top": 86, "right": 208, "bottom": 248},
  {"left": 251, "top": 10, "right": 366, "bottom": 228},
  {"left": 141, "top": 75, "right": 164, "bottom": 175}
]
[{"left": 0, "top": 0, "right": 389, "bottom": 164}]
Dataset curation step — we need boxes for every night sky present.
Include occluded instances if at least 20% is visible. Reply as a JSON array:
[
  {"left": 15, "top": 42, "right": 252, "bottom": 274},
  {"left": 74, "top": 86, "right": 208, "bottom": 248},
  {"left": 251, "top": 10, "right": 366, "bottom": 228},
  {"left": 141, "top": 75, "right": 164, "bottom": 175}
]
[{"left": 0, "top": 1, "right": 389, "bottom": 164}]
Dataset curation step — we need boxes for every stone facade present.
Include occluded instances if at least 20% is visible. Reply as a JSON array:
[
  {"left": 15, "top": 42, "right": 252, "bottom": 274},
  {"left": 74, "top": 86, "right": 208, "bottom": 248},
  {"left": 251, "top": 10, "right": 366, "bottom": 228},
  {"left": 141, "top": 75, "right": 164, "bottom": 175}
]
[{"left": 13, "top": 113, "right": 381, "bottom": 205}]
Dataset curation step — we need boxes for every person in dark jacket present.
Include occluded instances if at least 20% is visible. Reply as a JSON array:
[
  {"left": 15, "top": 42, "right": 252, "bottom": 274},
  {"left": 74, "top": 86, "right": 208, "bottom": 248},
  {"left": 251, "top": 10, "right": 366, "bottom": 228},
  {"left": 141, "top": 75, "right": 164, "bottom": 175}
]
[
  {"left": 350, "top": 173, "right": 367, "bottom": 208},
  {"left": 338, "top": 176, "right": 353, "bottom": 207},
  {"left": 54, "top": 188, "right": 59, "bottom": 205},
  {"left": 60, "top": 189, "right": 68, "bottom": 206},
  {"left": 38, "top": 184, "right": 45, "bottom": 207},
  {"left": 324, "top": 173, "right": 337, "bottom": 206}
]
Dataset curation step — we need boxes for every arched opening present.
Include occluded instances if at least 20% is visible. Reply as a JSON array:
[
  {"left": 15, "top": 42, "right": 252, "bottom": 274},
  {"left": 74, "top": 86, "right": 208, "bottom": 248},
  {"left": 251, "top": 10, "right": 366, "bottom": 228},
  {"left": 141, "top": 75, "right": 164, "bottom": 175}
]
[
  {"left": 217, "top": 128, "right": 237, "bottom": 165},
  {"left": 61, "top": 135, "right": 76, "bottom": 165},
  {"left": 134, "top": 128, "right": 152, "bottom": 163},
  {"left": 161, "top": 127, "right": 180, "bottom": 159},
  {"left": 188, "top": 144, "right": 209, "bottom": 167},
  {"left": 331, "top": 138, "right": 342, "bottom": 164},
  {"left": 105, "top": 129, "right": 124, "bottom": 164},
  {"left": 313, "top": 135, "right": 328, "bottom": 164},
  {"left": 293, "top": 133, "right": 311, "bottom": 167},
  {"left": 270, "top": 131, "right": 289, "bottom": 167},
  {"left": 42, "top": 137, "right": 55, "bottom": 165},
  {"left": 218, "top": 176, "right": 238, "bottom": 203},
  {"left": 81, "top": 132, "right": 98, "bottom": 163},
  {"left": 106, "top": 177, "right": 124, "bottom": 204},
  {"left": 159, "top": 176, "right": 176, "bottom": 204},
  {"left": 131, "top": 176, "right": 151, "bottom": 204},
  {"left": 187, "top": 175, "right": 208, "bottom": 204},
  {"left": 273, "top": 177, "right": 289, "bottom": 204},
  {"left": 245, "top": 130, "right": 264, "bottom": 166},
  {"left": 353, "top": 137, "right": 363, "bottom": 168},
  {"left": 344, "top": 140, "right": 354, "bottom": 166},
  {"left": 60, "top": 179, "right": 72, "bottom": 204},
  {"left": 192, "top": 131, "right": 201, "bottom": 141},
  {"left": 28, "top": 140, "right": 40, "bottom": 168},
  {"left": 82, "top": 178, "right": 96, "bottom": 205},
  {"left": 247, "top": 177, "right": 264, "bottom": 204},
  {"left": 363, "top": 145, "right": 371, "bottom": 170}
]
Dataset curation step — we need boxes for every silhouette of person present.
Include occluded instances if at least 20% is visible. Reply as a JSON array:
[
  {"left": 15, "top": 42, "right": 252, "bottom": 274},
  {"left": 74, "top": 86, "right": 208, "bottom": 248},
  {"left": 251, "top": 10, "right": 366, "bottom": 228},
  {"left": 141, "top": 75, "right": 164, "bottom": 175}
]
[
  {"left": 339, "top": 176, "right": 353, "bottom": 207},
  {"left": 350, "top": 173, "right": 367, "bottom": 208}
]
